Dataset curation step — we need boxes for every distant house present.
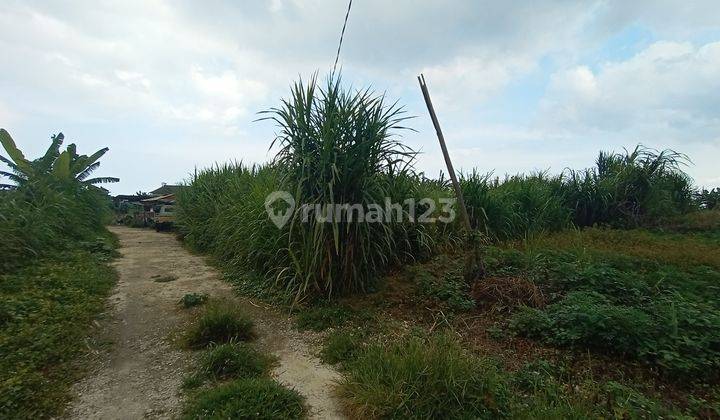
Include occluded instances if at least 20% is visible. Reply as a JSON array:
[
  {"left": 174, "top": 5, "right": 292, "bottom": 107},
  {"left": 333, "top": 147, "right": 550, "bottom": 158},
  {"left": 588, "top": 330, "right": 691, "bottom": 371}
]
[
  {"left": 149, "top": 184, "right": 184, "bottom": 196},
  {"left": 113, "top": 183, "right": 183, "bottom": 227}
]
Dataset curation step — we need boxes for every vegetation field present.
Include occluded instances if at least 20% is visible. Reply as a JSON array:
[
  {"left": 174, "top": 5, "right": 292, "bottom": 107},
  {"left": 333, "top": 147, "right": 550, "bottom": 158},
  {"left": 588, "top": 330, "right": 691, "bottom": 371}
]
[
  {"left": 175, "top": 76, "right": 720, "bottom": 418},
  {"left": 0, "top": 129, "right": 119, "bottom": 417}
]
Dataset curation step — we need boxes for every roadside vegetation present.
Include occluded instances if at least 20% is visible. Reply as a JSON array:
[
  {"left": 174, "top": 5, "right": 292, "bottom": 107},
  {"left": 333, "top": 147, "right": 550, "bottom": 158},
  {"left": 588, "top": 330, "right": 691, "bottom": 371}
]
[
  {"left": 180, "top": 299, "right": 306, "bottom": 419},
  {"left": 176, "top": 76, "right": 720, "bottom": 417},
  {"left": 0, "top": 129, "right": 118, "bottom": 418}
]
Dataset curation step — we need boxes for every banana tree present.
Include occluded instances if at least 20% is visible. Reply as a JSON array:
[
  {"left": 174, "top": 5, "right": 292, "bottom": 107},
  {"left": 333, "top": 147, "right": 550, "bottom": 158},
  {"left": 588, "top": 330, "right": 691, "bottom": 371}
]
[{"left": 0, "top": 128, "right": 119, "bottom": 189}]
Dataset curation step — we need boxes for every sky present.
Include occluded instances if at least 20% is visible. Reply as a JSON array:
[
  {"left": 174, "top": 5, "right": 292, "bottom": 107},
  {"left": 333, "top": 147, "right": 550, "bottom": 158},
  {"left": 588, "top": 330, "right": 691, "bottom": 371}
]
[{"left": 1, "top": 0, "right": 719, "bottom": 195}]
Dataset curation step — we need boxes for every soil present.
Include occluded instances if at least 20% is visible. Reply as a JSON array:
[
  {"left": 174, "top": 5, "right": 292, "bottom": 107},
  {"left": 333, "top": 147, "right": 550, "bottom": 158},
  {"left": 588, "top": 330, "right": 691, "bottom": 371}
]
[{"left": 66, "top": 226, "right": 344, "bottom": 419}]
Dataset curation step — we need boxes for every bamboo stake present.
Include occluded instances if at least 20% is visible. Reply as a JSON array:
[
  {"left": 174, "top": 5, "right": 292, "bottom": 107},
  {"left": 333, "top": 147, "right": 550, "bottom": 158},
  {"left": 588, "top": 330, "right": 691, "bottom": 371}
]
[{"left": 418, "top": 73, "right": 484, "bottom": 281}]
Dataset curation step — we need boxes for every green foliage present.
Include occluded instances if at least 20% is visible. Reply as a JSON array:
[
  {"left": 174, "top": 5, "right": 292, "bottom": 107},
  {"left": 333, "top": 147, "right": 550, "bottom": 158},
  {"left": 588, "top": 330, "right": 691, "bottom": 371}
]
[
  {"left": 460, "top": 146, "right": 698, "bottom": 241},
  {"left": 406, "top": 257, "right": 475, "bottom": 312},
  {"left": 320, "top": 329, "right": 364, "bottom": 364},
  {"left": 0, "top": 130, "right": 117, "bottom": 273},
  {"left": 185, "top": 302, "right": 255, "bottom": 348},
  {"left": 180, "top": 293, "right": 208, "bottom": 308},
  {"left": 340, "top": 334, "right": 511, "bottom": 419},
  {"left": 0, "top": 129, "right": 118, "bottom": 188},
  {"left": 198, "top": 342, "right": 272, "bottom": 380},
  {"left": 177, "top": 76, "right": 444, "bottom": 303},
  {"left": 295, "top": 305, "right": 355, "bottom": 332},
  {"left": 462, "top": 171, "right": 572, "bottom": 241},
  {"left": 697, "top": 188, "right": 720, "bottom": 210},
  {"left": 0, "top": 250, "right": 116, "bottom": 418},
  {"left": 263, "top": 74, "right": 426, "bottom": 300},
  {"left": 500, "top": 232, "right": 720, "bottom": 379},
  {"left": 182, "top": 378, "right": 305, "bottom": 420}
]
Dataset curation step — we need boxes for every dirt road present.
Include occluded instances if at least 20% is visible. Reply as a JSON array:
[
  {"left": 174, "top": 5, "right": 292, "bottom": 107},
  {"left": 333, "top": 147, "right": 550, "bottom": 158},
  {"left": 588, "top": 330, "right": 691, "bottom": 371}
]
[{"left": 67, "top": 226, "right": 344, "bottom": 419}]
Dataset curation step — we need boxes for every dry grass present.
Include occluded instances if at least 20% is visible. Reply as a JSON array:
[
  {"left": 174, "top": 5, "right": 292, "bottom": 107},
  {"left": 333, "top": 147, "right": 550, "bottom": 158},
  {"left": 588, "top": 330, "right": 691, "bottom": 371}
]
[
  {"left": 471, "top": 276, "right": 545, "bottom": 311},
  {"left": 527, "top": 227, "right": 720, "bottom": 268}
]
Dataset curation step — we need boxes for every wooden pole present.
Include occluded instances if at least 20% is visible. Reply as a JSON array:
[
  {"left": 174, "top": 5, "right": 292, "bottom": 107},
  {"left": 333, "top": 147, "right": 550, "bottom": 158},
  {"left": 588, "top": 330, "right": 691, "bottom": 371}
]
[
  {"left": 418, "top": 74, "right": 484, "bottom": 282},
  {"left": 418, "top": 74, "right": 472, "bottom": 232}
]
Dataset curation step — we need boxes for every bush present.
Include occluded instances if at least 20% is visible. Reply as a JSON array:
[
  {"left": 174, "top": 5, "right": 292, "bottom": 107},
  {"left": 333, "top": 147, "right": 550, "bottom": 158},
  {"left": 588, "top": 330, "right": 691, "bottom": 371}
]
[
  {"left": 510, "top": 291, "right": 720, "bottom": 378},
  {"left": 340, "top": 334, "right": 511, "bottom": 419},
  {"left": 185, "top": 302, "right": 255, "bottom": 348},
  {"left": 182, "top": 378, "right": 305, "bottom": 419},
  {"left": 199, "top": 342, "right": 272, "bottom": 380}
]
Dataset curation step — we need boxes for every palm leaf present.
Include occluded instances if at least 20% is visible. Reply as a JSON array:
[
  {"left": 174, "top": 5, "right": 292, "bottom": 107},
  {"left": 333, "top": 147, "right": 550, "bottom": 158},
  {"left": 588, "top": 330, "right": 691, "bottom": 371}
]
[
  {"left": 36, "top": 133, "right": 64, "bottom": 173},
  {"left": 83, "top": 176, "right": 119, "bottom": 184},
  {"left": 76, "top": 162, "right": 100, "bottom": 181},
  {"left": 0, "top": 129, "right": 33, "bottom": 175},
  {"left": 52, "top": 150, "right": 71, "bottom": 180},
  {"left": 72, "top": 147, "right": 108, "bottom": 176}
]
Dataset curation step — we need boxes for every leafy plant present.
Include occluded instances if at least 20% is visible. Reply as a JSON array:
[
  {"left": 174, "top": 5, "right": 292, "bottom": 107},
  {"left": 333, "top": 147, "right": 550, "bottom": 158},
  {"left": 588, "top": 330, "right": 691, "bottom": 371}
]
[{"left": 0, "top": 129, "right": 118, "bottom": 188}]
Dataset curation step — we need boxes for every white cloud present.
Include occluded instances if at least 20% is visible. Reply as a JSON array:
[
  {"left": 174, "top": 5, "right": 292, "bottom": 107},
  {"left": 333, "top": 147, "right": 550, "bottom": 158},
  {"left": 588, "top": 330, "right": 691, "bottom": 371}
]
[
  {"left": 541, "top": 40, "right": 720, "bottom": 143},
  {"left": 1, "top": 1, "right": 720, "bottom": 192}
]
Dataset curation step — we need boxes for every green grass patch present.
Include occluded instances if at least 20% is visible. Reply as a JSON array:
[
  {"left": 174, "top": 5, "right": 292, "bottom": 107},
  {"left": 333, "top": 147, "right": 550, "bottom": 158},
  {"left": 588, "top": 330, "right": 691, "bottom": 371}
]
[
  {"left": 182, "top": 378, "right": 305, "bottom": 419},
  {"left": 199, "top": 342, "right": 273, "bottom": 380},
  {"left": 340, "top": 333, "right": 511, "bottom": 419},
  {"left": 403, "top": 254, "right": 475, "bottom": 312},
  {"left": 530, "top": 227, "right": 720, "bottom": 269},
  {"left": 482, "top": 227, "right": 720, "bottom": 380},
  {"left": 185, "top": 302, "right": 255, "bottom": 348},
  {"left": 320, "top": 329, "right": 364, "bottom": 365},
  {"left": 0, "top": 250, "right": 116, "bottom": 418},
  {"left": 180, "top": 293, "right": 208, "bottom": 308},
  {"left": 295, "top": 305, "right": 353, "bottom": 331}
]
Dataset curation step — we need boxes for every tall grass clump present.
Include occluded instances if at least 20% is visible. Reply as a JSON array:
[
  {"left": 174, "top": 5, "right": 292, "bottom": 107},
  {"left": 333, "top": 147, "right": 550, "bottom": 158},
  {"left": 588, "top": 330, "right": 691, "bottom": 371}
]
[
  {"left": 461, "top": 171, "right": 571, "bottom": 241},
  {"left": 263, "top": 75, "right": 424, "bottom": 300},
  {"left": 563, "top": 146, "right": 695, "bottom": 227},
  {"left": 176, "top": 163, "right": 286, "bottom": 278},
  {"left": 458, "top": 146, "right": 698, "bottom": 241}
]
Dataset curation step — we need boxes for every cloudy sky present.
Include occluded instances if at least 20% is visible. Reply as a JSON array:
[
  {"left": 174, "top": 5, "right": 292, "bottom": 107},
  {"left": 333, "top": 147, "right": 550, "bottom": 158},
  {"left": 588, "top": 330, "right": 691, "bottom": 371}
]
[{"left": 1, "top": 0, "right": 719, "bottom": 194}]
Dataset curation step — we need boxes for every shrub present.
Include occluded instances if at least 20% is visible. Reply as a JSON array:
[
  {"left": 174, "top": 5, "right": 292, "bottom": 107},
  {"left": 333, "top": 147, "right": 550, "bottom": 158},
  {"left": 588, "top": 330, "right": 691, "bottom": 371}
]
[
  {"left": 182, "top": 378, "right": 305, "bottom": 419},
  {"left": 340, "top": 334, "right": 511, "bottom": 419},
  {"left": 199, "top": 342, "right": 272, "bottom": 380},
  {"left": 511, "top": 291, "right": 720, "bottom": 378},
  {"left": 185, "top": 302, "right": 254, "bottom": 348}
]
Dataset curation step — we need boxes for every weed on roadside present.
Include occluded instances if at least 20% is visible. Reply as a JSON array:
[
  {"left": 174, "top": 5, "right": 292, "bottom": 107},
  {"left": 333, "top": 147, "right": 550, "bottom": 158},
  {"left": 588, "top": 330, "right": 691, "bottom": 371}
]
[
  {"left": 182, "top": 378, "right": 305, "bottom": 419},
  {"left": 180, "top": 293, "right": 208, "bottom": 308},
  {"left": 185, "top": 302, "right": 254, "bottom": 348}
]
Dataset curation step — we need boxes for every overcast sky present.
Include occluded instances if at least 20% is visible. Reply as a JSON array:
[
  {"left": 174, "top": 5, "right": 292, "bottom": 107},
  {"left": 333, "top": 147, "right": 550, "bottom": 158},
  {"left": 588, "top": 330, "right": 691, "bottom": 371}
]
[{"left": 1, "top": 0, "right": 719, "bottom": 194}]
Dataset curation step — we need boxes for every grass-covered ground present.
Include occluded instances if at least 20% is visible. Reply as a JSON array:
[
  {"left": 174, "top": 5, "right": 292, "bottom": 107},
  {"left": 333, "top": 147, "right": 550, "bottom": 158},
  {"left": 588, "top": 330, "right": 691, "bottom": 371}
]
[
  {"left": 0, "top": 245, "right": 117, "bottom": 418},
  {"left": 179, "top": 300, "right": 306, "bottom": 419},
  {"left": 175, "top": 77, "right": 720, "bottom": 417},
  {"left": 0, "top": 130, "right": 120, "bottom": 417},
  {"left": 296, "top": 212, "right": 720, "bottom": 418}
]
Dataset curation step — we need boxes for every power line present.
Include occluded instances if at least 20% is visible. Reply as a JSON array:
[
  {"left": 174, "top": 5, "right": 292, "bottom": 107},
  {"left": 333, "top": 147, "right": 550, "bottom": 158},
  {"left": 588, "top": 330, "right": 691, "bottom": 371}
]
[{"left": 332, "top": 0, "right": 353, "bottom": 75}]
